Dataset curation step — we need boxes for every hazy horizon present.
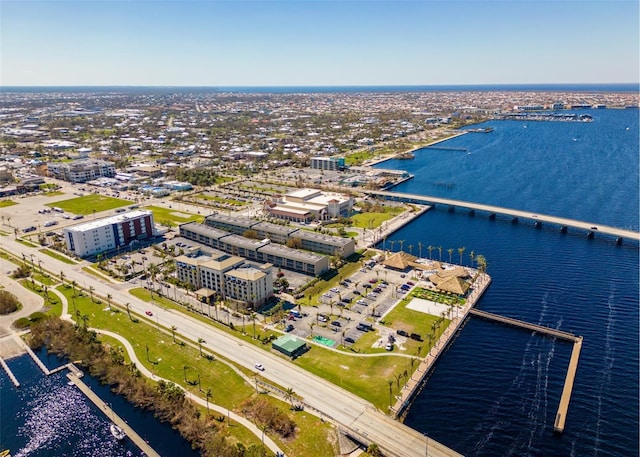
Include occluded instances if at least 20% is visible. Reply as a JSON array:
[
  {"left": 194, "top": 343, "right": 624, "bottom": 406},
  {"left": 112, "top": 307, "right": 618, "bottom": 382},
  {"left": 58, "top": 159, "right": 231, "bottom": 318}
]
[{"left": 1, "top": 0, "right": 638, "bottom": 87}]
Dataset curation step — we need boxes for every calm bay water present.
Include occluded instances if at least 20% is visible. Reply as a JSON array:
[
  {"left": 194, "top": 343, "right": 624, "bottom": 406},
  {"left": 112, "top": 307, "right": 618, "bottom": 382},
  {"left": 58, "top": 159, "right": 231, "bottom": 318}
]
[
  {"left": 376, "top": 108, "right": 639, "bottom": 456},
  {"left": 0, "top": 349, "right": 198, "bottom": 457}
]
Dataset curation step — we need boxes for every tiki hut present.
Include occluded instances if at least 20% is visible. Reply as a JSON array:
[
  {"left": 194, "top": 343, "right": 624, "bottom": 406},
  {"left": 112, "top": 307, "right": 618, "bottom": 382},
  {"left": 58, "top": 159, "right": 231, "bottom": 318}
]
[
  {"left": 427, "top": 267, "right": 471, "bottom": 294},
  {"left": 382, "top": 251, "right": 418, "bottom": 271}
]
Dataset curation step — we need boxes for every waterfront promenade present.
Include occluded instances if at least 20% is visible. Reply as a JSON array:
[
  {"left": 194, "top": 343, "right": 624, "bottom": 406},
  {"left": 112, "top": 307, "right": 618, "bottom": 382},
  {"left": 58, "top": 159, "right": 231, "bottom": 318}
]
[{"left": 364, "top": 189, "right": 640, "bottom": 242}]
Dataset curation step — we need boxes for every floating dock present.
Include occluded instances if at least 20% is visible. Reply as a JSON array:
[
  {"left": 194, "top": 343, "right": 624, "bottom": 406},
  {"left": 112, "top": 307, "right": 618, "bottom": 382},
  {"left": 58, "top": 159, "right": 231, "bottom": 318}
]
[{"left": 66, "top": 372, "right": 161, "bottom": 457}]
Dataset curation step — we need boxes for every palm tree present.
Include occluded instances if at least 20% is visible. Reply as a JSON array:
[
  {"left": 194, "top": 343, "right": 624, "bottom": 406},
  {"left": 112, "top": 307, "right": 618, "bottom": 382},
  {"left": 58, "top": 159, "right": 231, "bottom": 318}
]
[
  {"left": 418, "top": 241, "right": 423, "bottom": 259},
  {"left": 183, "top": 364, "right": 189, "bottom": 382},
  {"left": 408, "top": 244, "right": 414, "bottom": 255},
  {"left": 447, "top": 248, "right": 454, "bottom": 264},
  {"left": 398, "top": 240, "right": 405, "bottom": 252},
  {"left": 106, "top": 293, "right": 113, "bottom": 311},
  {"left": 341, "top": 329, "right": 346, "bottom": 347},
  {"left": 205, "top": 388, "right": 212, "bottom": 416},
  {"left": 476, "top": 254, "right": 487, "bottom": 274},
  {"left": 437, "top": 246, "right": 443, "bottom": 261},
  {"left": 59, "top": 270, "right": 65, "bottom": 284},
  {"left": 197, "top": 338, "right": 206, "bottom": 357},
  {"left": 458, "top": 246, "right": 466, "bottom": 265},
  {"left": 388, "top": 380, "right": 393, "bottom": 409},
  {"left": 89, "top": 285, "right": 95, "bottom": 303},
  {"left": 284, "top": 387, "right": 297, "bottom": 408},
  {"left": 469, "top": 250, "right": 475, "bottom": 268},
  {"left": 250, "top": 312, "right": 257, "bottom": 339},
  {"left": 71, "top": 280, "right": 77, "bottom": 297},
  {"left": 171, "top": 325, "right": 177, "bottom": 343},
  {"left": 389, "top": 240, "right": 396, "bottom": 252},
  {"left": 309, "top": 322, "right": 315, "bottom": 337},
  {"left": 125, "top": 303, "right": 132, "bottom": 321},
  {"left": 427, "top": 245, "right": 433, "bottom": 260}
]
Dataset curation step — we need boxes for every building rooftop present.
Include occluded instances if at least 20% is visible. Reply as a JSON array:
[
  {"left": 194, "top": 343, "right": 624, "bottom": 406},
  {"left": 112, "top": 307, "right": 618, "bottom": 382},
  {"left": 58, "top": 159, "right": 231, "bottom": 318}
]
[
  {"left": 180, "top": 221, "right": 230, "bottom": 240},
  {"left": 257, "top": 242, "right": 324, "bottom": 262},
  {"left": 66, "top": 210, "right": 152, "bottom": 232}
]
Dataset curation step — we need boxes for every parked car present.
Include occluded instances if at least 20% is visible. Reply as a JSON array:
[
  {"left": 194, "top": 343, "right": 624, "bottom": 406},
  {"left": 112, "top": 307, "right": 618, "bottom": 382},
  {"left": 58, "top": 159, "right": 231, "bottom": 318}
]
[
  {"left": 43, "top": 220, "right": 58, "bottom": 227},
  {"left": 331, "top": 320, "right": 341, "bottom": 327},
  {"left": 285, "top": 324, "right": 294, "bottom": 332},
  {"left": 23, "top": 226, "right": 37, "bottom": 233},
  {"left": 344, "top": 337, "right": 355, "bottom": 344},
  {"left": 385, "top": 343, "right": 393, "bottom": 351}
]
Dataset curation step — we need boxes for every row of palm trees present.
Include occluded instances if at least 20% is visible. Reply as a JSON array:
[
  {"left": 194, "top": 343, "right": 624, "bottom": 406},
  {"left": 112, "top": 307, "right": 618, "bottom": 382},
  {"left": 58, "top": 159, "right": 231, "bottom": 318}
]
[{"left": 384, "top": 240, "right": 488, "bottom": 270}]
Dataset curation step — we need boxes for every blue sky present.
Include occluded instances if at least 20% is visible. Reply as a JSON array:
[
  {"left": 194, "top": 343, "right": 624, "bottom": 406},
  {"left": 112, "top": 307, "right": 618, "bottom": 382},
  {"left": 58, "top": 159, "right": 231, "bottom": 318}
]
[{"left": 1, "top": 0, "right": 638, "bottom": 86}]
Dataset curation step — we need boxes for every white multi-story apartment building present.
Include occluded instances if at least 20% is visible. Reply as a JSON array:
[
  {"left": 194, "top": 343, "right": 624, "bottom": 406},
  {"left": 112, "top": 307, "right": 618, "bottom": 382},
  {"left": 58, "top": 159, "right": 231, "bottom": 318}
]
[
  {"left": 64, "top": 210, "right": 155, "bottom": 258},
  {"left": 176, "top": 252, "right": 273, "bottom": 308}
]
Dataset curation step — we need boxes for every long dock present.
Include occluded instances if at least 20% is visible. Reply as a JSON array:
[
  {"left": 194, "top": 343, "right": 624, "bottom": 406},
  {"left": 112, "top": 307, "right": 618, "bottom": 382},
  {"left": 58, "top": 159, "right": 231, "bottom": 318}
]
[
  {"left": 554, "top": 337, "right": 583, "bottom": 433},
  {"left": 469, "top": 309, "right": 579, "bottom": 341},
  {"left": 364, "top": 189, "right": 640, "bottom": 242},
  {"left": 0, "top": 355, "right": 20, "bottom": 387},
  {"left": 469, "top": 308, "right": 582, "bottom": 434},
  {"left": 66, "top": 372, "right": 161, "bottom": 457}
]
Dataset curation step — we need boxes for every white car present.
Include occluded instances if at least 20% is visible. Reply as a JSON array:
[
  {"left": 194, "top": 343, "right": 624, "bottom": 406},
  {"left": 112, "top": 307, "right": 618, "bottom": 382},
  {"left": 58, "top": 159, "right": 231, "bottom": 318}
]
[{"left": 255, "top": 363, "right": 265, "bottom": 371}]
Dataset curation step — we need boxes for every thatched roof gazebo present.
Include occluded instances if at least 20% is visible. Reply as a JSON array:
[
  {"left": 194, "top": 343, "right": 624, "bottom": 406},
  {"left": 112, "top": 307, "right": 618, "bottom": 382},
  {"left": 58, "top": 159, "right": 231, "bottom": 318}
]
[
  {"left": 427, "top": 267, "right": 471, "bottom": 294},
  {"left": 428, "top": 275, "right": 469, "bottom": 295},
  {"left": 382, "top": 251, "right": 418, "bottom": 271}
]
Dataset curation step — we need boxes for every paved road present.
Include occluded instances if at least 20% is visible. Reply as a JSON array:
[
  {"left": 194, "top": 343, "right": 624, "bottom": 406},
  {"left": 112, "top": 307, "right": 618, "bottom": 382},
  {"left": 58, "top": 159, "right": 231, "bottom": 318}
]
[{"left": 1, "top": 235, "right": 461, "bottom": 457}]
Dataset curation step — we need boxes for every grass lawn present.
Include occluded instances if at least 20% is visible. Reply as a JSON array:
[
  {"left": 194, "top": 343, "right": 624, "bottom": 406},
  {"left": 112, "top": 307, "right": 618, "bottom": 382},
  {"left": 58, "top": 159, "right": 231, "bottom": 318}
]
[
  {"left": 46, "top": 194, "right": 131, "bottom": 215},
  {"left": 40, "top": 248, "right": 77, "bottom": 264},
  {"left": 350, "top": 206, "right": 404, "bottom": 229},
  {"left": 143, "top": 205, "right": 204, "bottom": 227},
  {"left": 194, "top": 194, "right": 247, "bottom": 206},
  {"left": 294, "top": 345, "right": 412, "bottom": 411},
  {"left": 0, "top": 200, "right": 17, "bottom": 208},
  {"left": 16, "top": 239, "right": 39, "bottom": 248}
]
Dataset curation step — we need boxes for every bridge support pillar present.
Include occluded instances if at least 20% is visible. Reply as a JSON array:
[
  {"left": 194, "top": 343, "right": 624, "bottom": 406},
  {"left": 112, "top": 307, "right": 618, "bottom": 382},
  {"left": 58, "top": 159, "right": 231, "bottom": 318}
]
[
  {"left": 560, "top": 226, "right": 568, "bottom": 233},
  {"left": 511, "top": 217, "right": 519, "bottom": 224},
  {"left": 489, "top": 213, "right": 496, "bottom": 220},
  {"left": 616, "top": 237, "right": 623, "bottom": 245},
  {"left": 587, "top": 231, "right": 595, "bottom": 239},
  {"left": 534, "top": 221, "right": 542, "bottom": 228},
  {"left": 468, "top": 209, "right": 475, "bottom": 216},
  {"left": 448, "top": 206, "right": 455, "bottom": 213}
]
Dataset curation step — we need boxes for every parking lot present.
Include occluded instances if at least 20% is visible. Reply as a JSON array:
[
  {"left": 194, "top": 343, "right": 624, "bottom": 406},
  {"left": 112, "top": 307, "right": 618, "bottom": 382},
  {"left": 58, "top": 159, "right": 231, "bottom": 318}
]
[{"left": 276, "top": 263, "right": 418, "bottom": 350}]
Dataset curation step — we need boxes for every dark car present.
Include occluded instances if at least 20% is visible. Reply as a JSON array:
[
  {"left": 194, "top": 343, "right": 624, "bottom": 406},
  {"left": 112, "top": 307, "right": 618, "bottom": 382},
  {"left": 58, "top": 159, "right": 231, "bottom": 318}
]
[
  {"left": 363, "top": 284, "right": 372, "bottom": 289},
  {"left": 353, "top": 290, "right": 362, "bottom": 296},
  {"left": 396, "top": 329, "right": 409, "bottom": 337},
  {"left": 331, "top": 320, "right": 341, "bottom": 327},
  {"left": 341, "top": 297, "right": 352, "bottom": 304},
  {"left": 344, "top": 337, "right": 355, "bottom": 344},
  {"left": 23, "top": 226, "right": 37, "bottom": 233},
  {"left": 285, "top": 324, "right": 294, "bottom": 332}
]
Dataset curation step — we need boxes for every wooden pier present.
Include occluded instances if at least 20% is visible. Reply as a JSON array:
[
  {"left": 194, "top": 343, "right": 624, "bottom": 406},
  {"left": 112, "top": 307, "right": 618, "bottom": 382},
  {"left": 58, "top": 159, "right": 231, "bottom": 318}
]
[
  {"left": 0, "top": 355, "right": 20, "bottom": 387},
  {"left": 469, "top": 309, "right": 579, "bottom": 342},
  {"left": 469, "top": 308, "right": 582, "bottom": 434},
  {"left": 554, "top": 337, "right": 583, "bottom": 433},
  {"left": 66, "top": 372, "right": 161, "bottom": 457}
]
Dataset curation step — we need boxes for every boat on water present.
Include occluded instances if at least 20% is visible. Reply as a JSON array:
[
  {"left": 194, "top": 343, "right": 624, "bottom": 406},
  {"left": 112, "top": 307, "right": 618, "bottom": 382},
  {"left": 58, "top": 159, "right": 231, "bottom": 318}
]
[{"left": 110, "top": 423, "right": 126, "bottom": 440}]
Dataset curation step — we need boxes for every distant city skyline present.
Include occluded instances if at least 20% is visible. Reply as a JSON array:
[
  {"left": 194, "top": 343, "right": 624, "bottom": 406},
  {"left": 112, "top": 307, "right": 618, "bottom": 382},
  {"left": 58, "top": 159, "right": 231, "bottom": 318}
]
[{"left": 1, "top": 0, "right": 638, "bottom": 87}]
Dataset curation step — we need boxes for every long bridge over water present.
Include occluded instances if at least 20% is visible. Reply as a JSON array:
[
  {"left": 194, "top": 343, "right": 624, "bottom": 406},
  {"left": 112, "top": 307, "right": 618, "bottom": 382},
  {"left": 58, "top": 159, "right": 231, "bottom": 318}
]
[{"left": 364, "top": 190, "right": 640, "bottom": 243}]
